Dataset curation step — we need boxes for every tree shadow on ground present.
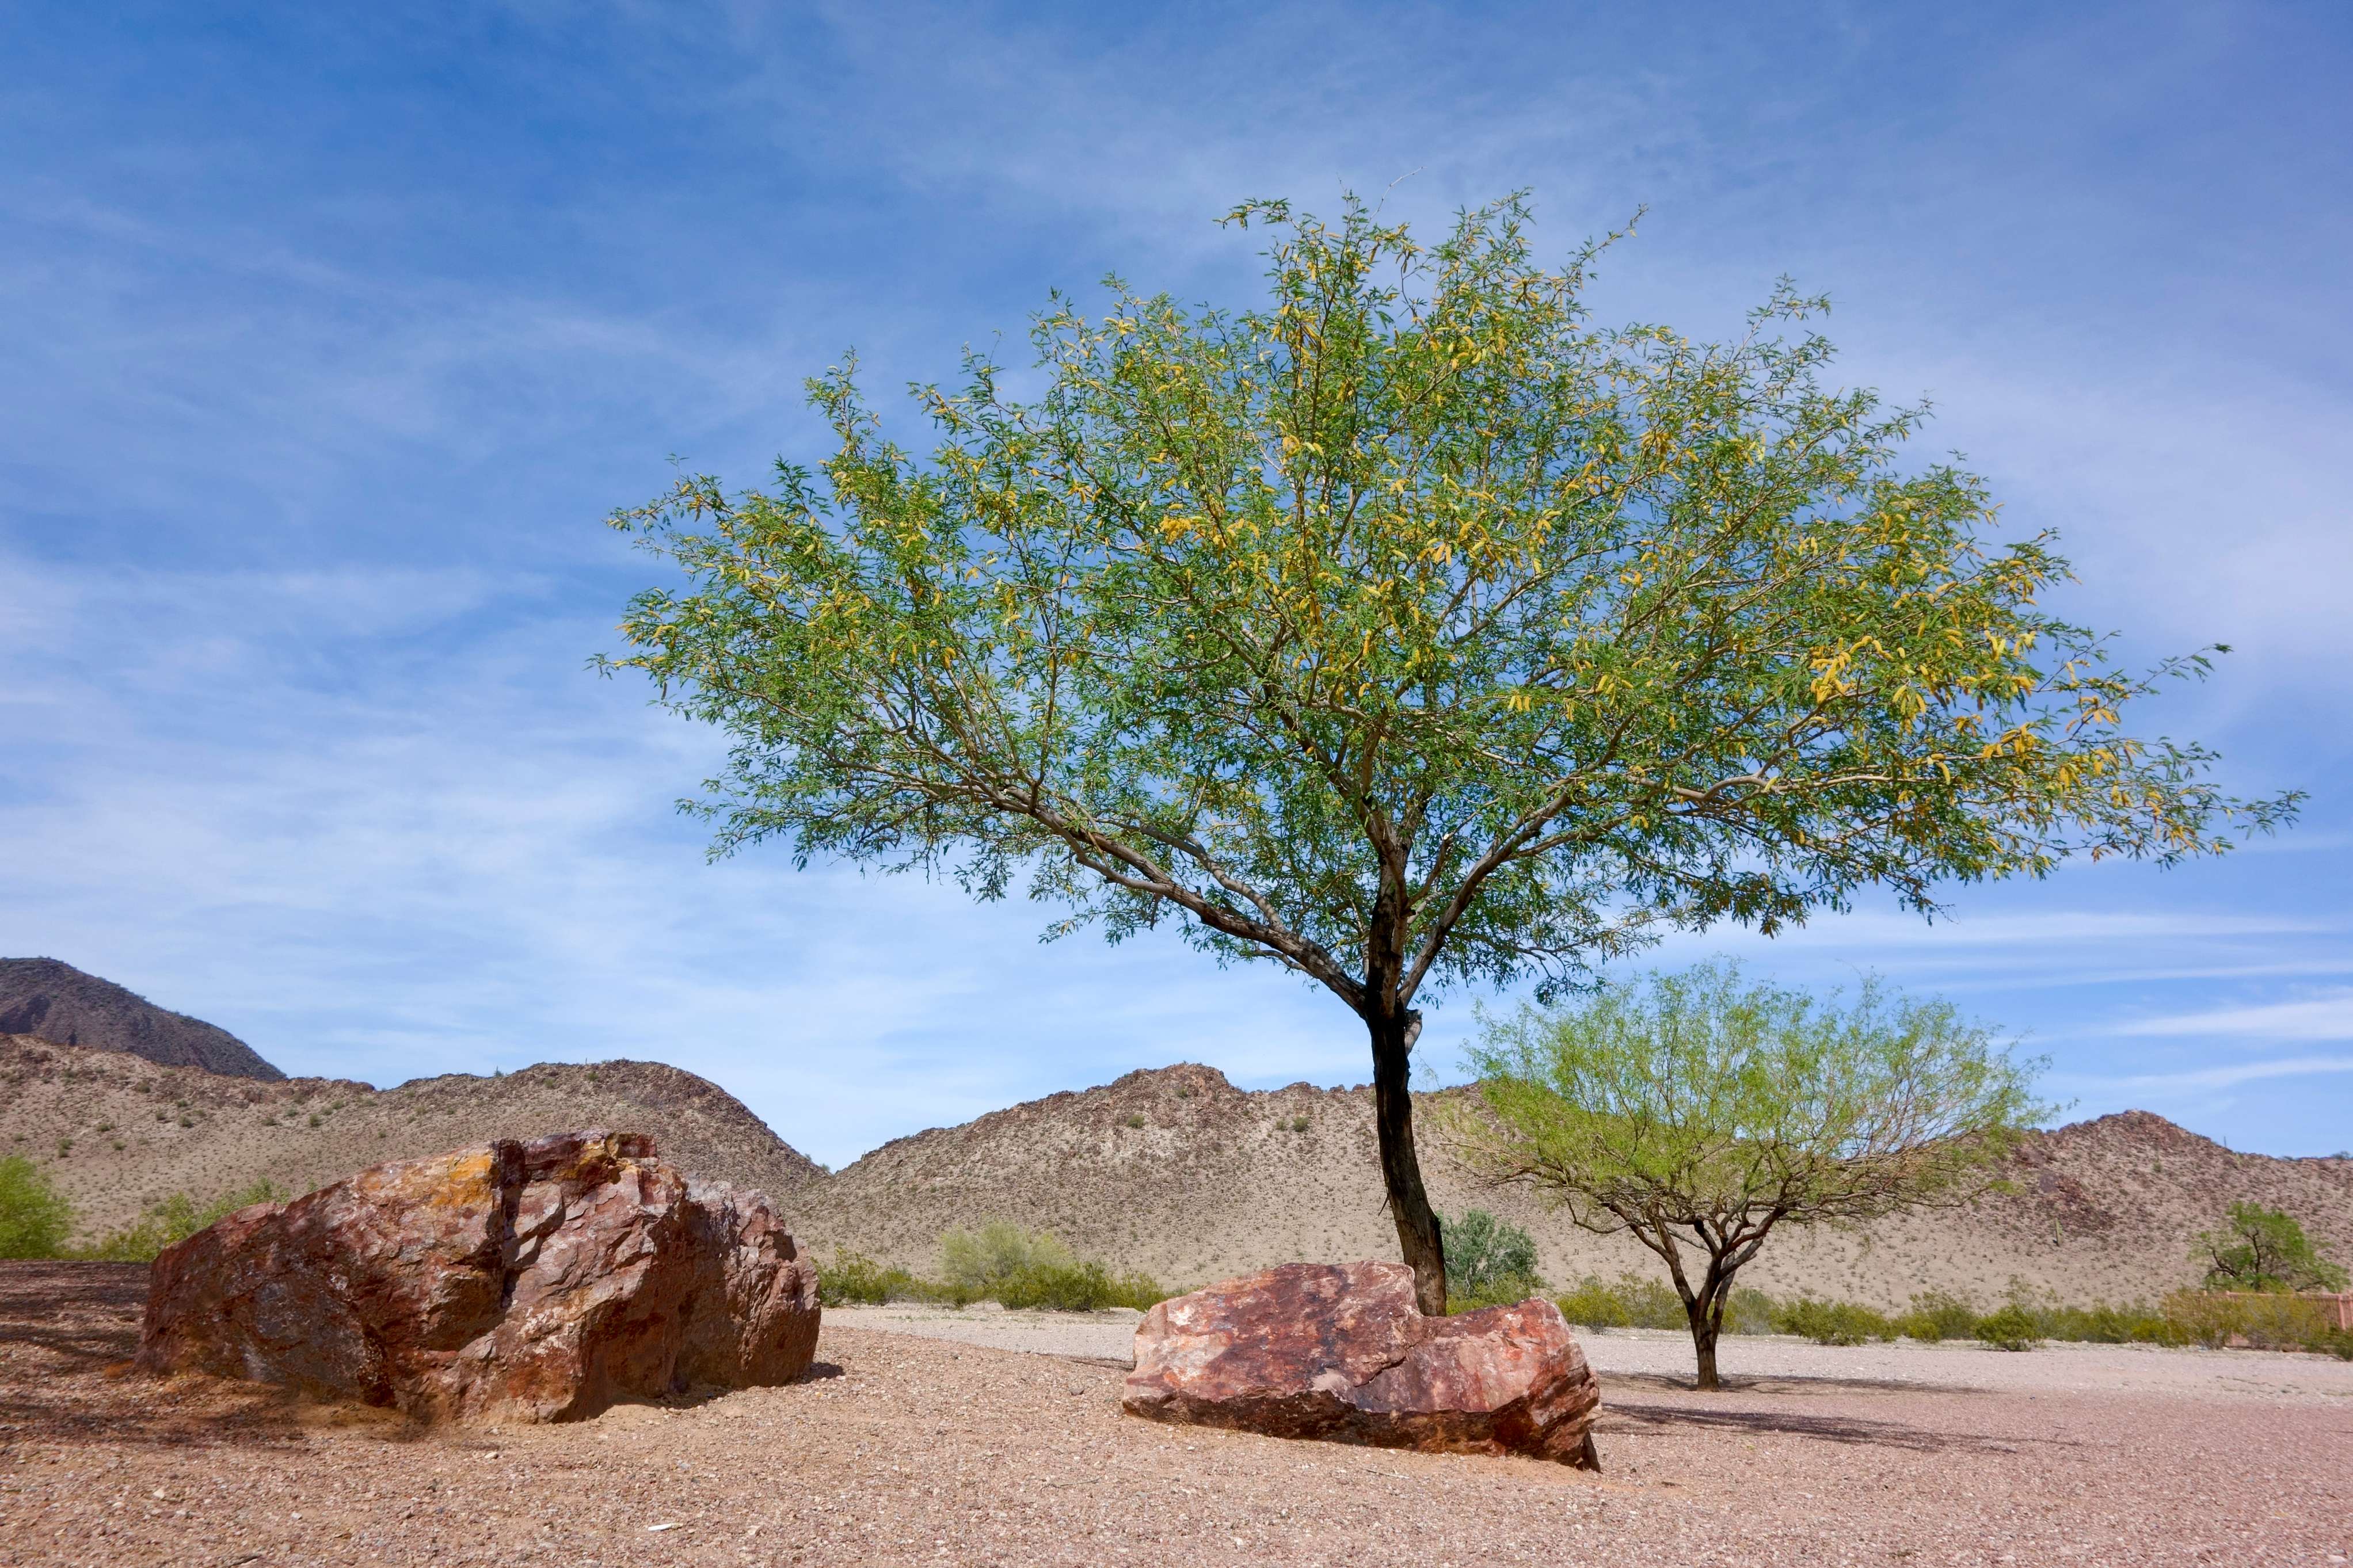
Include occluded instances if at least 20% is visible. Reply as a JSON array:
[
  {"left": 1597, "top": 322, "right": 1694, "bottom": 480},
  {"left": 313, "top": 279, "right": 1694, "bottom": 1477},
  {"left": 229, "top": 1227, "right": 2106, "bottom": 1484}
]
[
  {"left": 1599, "top": 1397, "right": 2065, "bottom": 1456},
  {"left": 1602, "top": 1369, "right": 1981, "bottom": 1398}
]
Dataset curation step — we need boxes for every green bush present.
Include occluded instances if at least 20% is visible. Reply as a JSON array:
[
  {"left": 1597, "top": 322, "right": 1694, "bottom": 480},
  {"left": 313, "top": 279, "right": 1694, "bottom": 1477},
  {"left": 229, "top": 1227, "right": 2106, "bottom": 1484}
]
[
  {"left": 940, "top": 1222, "right": 1075, "bottom": 1295},
  {"left": 2039, "top": 1302, "right": 2168, "bottom": 1344},
  {"left": 1554, "top": 1272, "right": 1689, "bottom": 1330},
  {"left": 1774, "top": 1296, "right": 1894, "bottom": 1346},
  {"left": 74, "top": 1179, "right": 287, "bottom": 1263},
  {"left": 996, "top": 1260, "right": 1167, "bottom": 1313},
  {"left": 1897, "top": 1289, "right": 1981, "bottom": 1342},
  {"left": 816, "top": 1248, "right": 928, "bottom": 1306},
  {"left": 1974, "top": 1303, "right": 2042, "bottom": 1350},
  {"left": 1441, "top": 1210, "right": 1542, "bottom": 1307},
  {"left": 0, "top": 1155, "right": 73, "bottom": 1259},
  {"left": 1723, "top": 1286, "right": 1777, "bottom": 1336}
]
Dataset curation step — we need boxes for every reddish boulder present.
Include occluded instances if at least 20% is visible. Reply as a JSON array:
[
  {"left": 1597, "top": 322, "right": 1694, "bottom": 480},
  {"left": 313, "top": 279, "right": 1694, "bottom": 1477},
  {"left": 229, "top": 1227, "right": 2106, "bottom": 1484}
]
[
  {"left": 138, "top": 1131, "right": 819, "bottom": 1422},
  {"left": 1123, "top": 1261, "right": 1600, "bottom": 1466}
]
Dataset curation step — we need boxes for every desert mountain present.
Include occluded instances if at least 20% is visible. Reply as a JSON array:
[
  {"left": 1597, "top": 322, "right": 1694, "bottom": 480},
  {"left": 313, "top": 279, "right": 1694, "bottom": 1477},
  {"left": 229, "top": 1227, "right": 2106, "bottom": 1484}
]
[
  {"left": 9, "top": 1036, "right": 2346, "bottom": 1310},
  {"left": 0, "top": 1035, "right": 823, "bottom": 1242},
  {"left": 0, "top": 957, "right": 284, "bottom": 1081},
  {"left": 795, "top": 1063, "right": 2353, "bottom": 1311}
]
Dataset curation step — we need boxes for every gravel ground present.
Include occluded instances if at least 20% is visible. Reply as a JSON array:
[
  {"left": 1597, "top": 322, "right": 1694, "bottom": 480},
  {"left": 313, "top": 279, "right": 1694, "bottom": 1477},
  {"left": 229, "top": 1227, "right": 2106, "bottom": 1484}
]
[{"left": 4, "top": 1263, "right": 2348, "bottom": 1567}]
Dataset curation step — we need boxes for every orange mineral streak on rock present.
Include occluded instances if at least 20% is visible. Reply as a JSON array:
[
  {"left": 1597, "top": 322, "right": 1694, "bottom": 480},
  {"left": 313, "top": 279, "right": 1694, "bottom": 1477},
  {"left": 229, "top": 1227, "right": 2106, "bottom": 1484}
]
[
  {"left": 1124, "top": 1261, "right": 1600, "bottom": 1466},
  {"left": 136, "top": 1130, "right": 818, "bottom": 1424}
]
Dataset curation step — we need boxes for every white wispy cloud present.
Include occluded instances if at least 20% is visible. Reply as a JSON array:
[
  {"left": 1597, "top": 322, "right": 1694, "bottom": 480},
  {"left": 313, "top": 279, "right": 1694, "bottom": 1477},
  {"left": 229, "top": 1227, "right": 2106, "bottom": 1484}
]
[
  {"left": 2107, "top": 994, "right": 2353, "bottom": 1043},
  {"left": 2089, "top": 1056, "right": 2353, "bottom": 1093}
]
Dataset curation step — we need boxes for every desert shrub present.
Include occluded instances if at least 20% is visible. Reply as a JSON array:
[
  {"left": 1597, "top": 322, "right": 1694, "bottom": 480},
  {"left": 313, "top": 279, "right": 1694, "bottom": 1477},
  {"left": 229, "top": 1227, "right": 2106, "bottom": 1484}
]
[
  {"left": 996, "top": 1260, "right": 1166, "bottom": 1312},
  {"left": 0, "top": 1155, "right": 73, "bottom": 1259},
  {"left": 1774, "top": 1296, "right": 1894, "bottom": 1346},
  {"left": 940, "top": 1222, "right": 1075, "bottom": 1295},
  {"left": 1896, "top": 1289, "right": 1980, "bottom": 1342},
  {"left": 2169, "top": 1288, "right": 2341, "bottom": 1352},
  {"left": 1974, "top": 1303, "right": 2042, "bottom": 1350},
  {"left": 817, "top": 1248, "right": 924, "bottom": 1306},
  {"left": 1554, "top": 1272, "right": 1689, "bottom": 1330},
  {"left": 1441, "top": 1210, "right": 1542, "bottom": 1307},
  {"left": 1723, "top": 1286, "right": 1778, "bottom": 1336},
  {"left": 1122, "top": 1113, "right": 1146, "bottom": 1129},
  {"left": 2039, "top": 1301, "right": 2167, "bottom": 1344},
  {"left": 74, "top": 1179, "right": 285, "bottom": 1263}
]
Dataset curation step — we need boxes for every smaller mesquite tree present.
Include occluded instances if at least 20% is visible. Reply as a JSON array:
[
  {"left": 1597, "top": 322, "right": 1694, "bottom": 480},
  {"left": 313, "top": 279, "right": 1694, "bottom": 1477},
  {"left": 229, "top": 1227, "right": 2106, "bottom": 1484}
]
[
  {"left": 603, "top": 194, "right": 2290, "bottom": 1314},
  {"left": 1449, "top": 963, "right": 2044, "bottom": 1387},
  {"left": 2197, "top": 1202, "right": 2348, "bottom": 1294}
]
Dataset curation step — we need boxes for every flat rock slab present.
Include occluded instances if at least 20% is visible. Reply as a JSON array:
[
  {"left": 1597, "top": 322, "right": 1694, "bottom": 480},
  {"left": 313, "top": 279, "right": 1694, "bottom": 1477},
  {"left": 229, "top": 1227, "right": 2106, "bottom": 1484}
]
[
  {"left": 138, "top": 1130, "right": 819, "bottom": 1422},
  {"left": 1124, "top": 1260, "right": 1600, "bottom": 1465}
]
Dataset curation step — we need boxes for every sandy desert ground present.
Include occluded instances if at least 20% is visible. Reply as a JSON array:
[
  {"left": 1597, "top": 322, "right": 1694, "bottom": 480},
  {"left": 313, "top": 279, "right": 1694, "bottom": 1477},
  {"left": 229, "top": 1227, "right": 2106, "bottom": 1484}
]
[{"left": 3, "top": 1262, "right": 2348, "bottom": 1567}]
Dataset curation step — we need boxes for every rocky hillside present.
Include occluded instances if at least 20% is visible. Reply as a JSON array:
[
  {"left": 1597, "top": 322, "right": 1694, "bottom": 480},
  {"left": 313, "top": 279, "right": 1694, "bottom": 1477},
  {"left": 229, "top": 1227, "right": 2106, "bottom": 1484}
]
[
  {"left": 9, "top": 1034, "right": 2344, "bottom": 1310},
  {"left": 0, "top": 1035, "right": 824, "bottom": 1242},
  {"left": 0, "top": 957, "right": 284, "bottom": 1081},
  {"left": 794, "top": 1063, "right": 2353, "bottom": 1310}
]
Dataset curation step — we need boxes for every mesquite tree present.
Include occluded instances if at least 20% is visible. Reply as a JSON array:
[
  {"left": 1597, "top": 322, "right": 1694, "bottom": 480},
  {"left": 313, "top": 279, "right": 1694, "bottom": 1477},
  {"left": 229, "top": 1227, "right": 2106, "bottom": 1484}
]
[
  {"left": 601, "top": 194, "right": 2291, "bottom": 1314},
  {"left": 1451, "top": 963, "right": 2046, "bottom": 1387}
]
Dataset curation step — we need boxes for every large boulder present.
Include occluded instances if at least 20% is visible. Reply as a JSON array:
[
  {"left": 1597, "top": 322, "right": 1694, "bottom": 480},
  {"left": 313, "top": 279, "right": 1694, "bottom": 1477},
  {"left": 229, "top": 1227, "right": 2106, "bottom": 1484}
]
[
  {"left": 1123, "top": 1261, "right": 1600, "bottom": 1467},
  {"left": 137, "top": 1131, "right": 820, "bottom": 1422}
]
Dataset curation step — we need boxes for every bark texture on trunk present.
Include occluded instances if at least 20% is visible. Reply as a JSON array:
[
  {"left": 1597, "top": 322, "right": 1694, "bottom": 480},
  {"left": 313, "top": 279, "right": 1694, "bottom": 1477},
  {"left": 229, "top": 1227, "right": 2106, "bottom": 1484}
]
[
  {"left": 1370, "top": 1010, "right": 1447, "bottom": 1315},
  {"left": 1684, "top": 1265, "right": 1729, "bottom": 1391}
]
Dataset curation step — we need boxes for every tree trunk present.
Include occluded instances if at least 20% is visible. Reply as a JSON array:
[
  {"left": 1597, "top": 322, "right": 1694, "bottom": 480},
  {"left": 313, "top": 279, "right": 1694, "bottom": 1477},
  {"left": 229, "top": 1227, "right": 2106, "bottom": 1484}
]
[
  {"left": 1370, "top": 1008, "right": 1447, "bottom": 1315},
  {"left": 1684, "top": 1262, "right": 1731, "bottom": 1391},
  {"left": 1688, "top": 1298, "right": 1721, "bottom": 1391}
]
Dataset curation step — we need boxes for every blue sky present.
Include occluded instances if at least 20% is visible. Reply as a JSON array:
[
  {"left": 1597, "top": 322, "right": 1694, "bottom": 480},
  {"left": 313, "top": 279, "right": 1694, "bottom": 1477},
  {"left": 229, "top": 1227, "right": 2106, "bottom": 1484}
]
[{"left": 3, "top": 2, "right": 2348, "bottom": 1167}]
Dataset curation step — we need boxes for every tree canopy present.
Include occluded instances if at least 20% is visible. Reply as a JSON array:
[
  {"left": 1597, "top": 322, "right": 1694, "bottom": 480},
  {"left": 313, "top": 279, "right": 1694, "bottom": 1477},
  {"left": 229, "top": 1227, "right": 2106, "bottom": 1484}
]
[
  {"left": 2197, "top": 1201, "right": 2348, "bottom": 1295},
  {"left": 603, "top": 193, "right": 2291, "bottom": 1311},
  {"left": 1449, "top": 961, "right": 2045, "bottom": 1386}
]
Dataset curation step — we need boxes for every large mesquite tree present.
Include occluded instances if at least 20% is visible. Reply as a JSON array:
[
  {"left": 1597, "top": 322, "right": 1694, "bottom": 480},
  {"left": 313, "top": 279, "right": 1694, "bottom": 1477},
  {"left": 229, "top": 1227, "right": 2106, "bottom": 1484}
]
[{"left": 602, "top": 196, "right": 2292, "bottom": 1314}]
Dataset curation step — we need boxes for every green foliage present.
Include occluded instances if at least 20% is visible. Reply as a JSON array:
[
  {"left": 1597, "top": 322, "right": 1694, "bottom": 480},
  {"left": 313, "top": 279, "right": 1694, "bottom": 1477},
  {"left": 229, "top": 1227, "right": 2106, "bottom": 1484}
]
[
  {"left": 1452, "top": 962, "right": 2042, "bottom": 1385},
  {"left": 1896, "top": 1289, "right": 1981, "bottom": 1342},
  {"left": 1441, "top": 1209, "right": 1543, "bottom": 1307},
  {"left": 2158, "top": 1287, "right": 2344, "bottom": 1352},
  {"left": 607, "top": 193, "right": 2285, "bottom": 1014},
  {"left": 995, "top": 1260, "right": 1167, "bottom": 1313},
  {"left": 1555, "top": 1272, "right": 1691, "bottom": 1330},
  {"left": 2195, "top": 1201, "right": 2348, "bottom": 1294},
  {"left": 604, "top": 192, "right": 2287, "bottom": 1305},
  {"left": 821, "top": 1235, "right": 1167, "bottom": 1311},
  {"left": 1724, "top": 1286, "right": 1778, "bottom": 1336},
  {"left": 74, "top": 1180, "right": 287, "bottom": 1264},
  {"left": 816, "top": 1248, "right": 928, "bottom": 1307},
  {"left": 1457, "top": 963, "right": 2047, "bottom": 1238},
  {"left": 1974, "top": 1303, "right": 2042, "bottom": 1351},
  {"left": 1774, "top": 1296, "right": 1895, "bottom": 1346},
  {"left": 941, "top": 1222, "right": 1076, "bottom": 1294},
  {"left": 0, "top": 1156, "right": 74, "bottom": 1260}
]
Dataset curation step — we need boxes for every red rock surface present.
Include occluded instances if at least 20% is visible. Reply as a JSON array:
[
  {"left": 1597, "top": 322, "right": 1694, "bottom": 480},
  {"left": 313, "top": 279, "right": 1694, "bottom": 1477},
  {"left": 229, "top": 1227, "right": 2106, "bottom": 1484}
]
[
  {"left": 136, "top": 1130, "right": 818, "bottom": 1422},
  {"left": 1123, "top": 1260, "right": 1600, "bottom": 1466}
]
